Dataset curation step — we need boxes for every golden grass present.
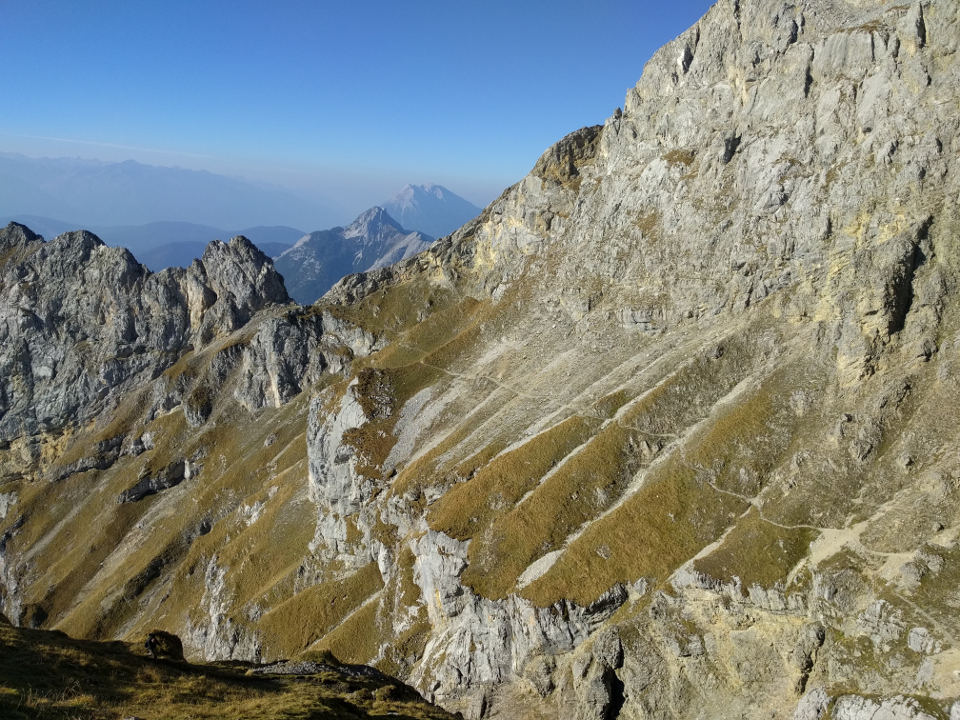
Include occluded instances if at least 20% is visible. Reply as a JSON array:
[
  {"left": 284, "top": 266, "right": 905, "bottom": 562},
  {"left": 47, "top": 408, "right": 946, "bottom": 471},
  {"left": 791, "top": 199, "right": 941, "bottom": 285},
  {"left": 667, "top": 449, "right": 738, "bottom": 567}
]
[
  {"left": 663, "top": 149, "right": 696, "bottom": 166},
  {"left": 321, "top": 279, "right": 458, "bottom": 340},
  {"left": 428, "top": 416, "right": 603, "bottom": 541},
  {"left": 694, "top": 507, "right": 817, "bottom": 588},
  {"left": 22, "top": 390, "right": 314, "bottom": 642},
  {"left": 418, "top": 332, "right": 768, "bottom": 601},
  {"left": 317, "top": 600, "right": 382, "bottom": 666},
  {"left": 259, "top": 563, "right": 383, "bottom": 658},
  {"left": 521, "top": 451, "right": 746, "bottom": 606},
  {"left": 522, "top": 364, "right": 807, "bottom": 606},
  {"left": 460, "top": 419, "right": 641, "bottom": 599}
]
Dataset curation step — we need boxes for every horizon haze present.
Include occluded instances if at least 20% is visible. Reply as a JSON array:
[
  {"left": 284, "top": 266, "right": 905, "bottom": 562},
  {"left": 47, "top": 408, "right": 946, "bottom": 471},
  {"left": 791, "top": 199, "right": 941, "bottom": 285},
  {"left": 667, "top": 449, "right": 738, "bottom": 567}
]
[{"left": 0, "top": 1, "right": 714, "bottom": 227}]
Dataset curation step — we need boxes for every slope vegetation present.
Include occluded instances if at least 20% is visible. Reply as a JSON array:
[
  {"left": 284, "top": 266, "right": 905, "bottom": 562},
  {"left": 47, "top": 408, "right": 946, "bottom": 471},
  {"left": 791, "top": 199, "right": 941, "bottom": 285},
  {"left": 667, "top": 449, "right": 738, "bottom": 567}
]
[
  {"left": 0, "top": 621, "right": 454, "bottom": 720},
  {"left": 1, "top": 0, "right": 960, "bottom": 719}
]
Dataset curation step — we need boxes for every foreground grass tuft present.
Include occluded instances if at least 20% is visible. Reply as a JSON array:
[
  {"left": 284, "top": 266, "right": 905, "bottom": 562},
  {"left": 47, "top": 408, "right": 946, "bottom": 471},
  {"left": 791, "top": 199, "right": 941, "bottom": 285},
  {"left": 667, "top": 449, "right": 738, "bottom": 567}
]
[{"left": 0, "top": 623, "right": 454, "bottom": 720}]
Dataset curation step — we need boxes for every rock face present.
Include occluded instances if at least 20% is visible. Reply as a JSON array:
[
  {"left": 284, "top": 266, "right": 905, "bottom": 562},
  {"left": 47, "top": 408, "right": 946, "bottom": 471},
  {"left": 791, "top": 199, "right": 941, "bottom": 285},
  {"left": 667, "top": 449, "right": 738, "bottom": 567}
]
[
  {"left": 273, "top": 207, "right": 433, "bottom": 304},
  {"left": 0, "top": 222, "right": 370, "bottom": 640},
  {"left": 2, "top": 1, "right": 960, "bottom": 719},
  {"left": 0, "top": 226, "right": 289, "bottom": 441}
]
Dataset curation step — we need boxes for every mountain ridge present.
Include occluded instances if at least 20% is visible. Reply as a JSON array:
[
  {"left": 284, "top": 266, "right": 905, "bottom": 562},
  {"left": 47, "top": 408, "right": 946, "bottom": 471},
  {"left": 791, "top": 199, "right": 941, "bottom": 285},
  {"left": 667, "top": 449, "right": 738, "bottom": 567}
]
[
  {"left": 0, "top": 214, "right": 305, "bottom": 270},
  {"left": 274, "top": 206, "right": 433, "bottom": 304},
  {"left": 1, "top": 1, "right": 959, "bottom": 719}
]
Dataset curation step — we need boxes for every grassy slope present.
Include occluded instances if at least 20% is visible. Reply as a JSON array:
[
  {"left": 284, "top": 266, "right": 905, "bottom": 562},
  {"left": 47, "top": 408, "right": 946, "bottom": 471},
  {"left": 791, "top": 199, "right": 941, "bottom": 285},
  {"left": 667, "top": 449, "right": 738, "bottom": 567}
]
[{"left": 0, "top": 622, "right": 455, "bottom": 720}]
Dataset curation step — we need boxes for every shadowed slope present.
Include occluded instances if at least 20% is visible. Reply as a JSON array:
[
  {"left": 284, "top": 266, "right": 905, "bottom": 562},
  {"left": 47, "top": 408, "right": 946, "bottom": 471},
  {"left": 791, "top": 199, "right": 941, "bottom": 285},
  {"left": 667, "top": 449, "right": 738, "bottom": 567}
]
[{"left": 0, "top": 623, "right": 455, "bottom": 720}]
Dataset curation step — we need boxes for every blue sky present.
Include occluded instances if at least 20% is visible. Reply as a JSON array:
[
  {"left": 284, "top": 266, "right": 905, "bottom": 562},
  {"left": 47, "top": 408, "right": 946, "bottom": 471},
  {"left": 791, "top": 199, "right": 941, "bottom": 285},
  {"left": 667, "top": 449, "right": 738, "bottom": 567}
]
[{"left": 1, "top": 0, "right": 714, "bottom": 211}]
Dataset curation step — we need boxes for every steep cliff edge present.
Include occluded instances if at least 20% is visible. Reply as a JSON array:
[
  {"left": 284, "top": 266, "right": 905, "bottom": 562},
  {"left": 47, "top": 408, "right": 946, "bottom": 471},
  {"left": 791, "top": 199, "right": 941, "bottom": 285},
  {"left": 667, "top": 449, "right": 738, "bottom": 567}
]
[{"left": 2, "top": 0, "right": 960, "bottom": 718}]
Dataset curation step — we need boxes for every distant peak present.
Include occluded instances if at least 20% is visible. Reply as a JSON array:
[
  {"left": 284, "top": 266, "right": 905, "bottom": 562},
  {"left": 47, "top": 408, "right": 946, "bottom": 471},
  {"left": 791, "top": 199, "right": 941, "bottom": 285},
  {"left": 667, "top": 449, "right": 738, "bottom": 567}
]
[
  {"left": 392, "top": 183, "right": 448, "bottom": 200},
  {"left": 347, "top": 206, "right": 403, "bottom": 233},
  {"left": 356, "top": 206, "right": 388, "bottom": 220},
  {"left": 381, "top": 183, "right": 482, "bottom": 237}
]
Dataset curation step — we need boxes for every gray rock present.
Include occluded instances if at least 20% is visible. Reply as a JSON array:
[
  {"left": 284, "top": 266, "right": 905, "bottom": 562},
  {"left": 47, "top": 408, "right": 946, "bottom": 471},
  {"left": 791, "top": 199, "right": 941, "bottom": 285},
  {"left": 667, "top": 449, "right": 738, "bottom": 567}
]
[
  {"left": 856, "top": 600, "right": 905, "bottom": 649},
  {"left": 592, "top": 628, "right": 623, "bottom": 670},
  {"left": 794, "top": 687, "right": 829, "bottom": 720},
  {"left": 404, "top": 529, "right": 627, "bottom": 709},
  {"left": 575, "top": 662, "right": 620, "bottom": 720},
  {"left": 50, "top": 434, "right": 124, "bottom": 481},
  {"left": 0, "top": 225, "right": 290, "bottom": 442},
  {"left": 832, "top": 695, "right": 939, "bottom": 720},
  {"left": 118, "top": 460, "right": 190, "bottom": 503},
  {"left": 522, "top": 655, "right": 555, "bottom": 697},
  {"left": 906, "top": 627, "right": 941, "bottom": 655}
]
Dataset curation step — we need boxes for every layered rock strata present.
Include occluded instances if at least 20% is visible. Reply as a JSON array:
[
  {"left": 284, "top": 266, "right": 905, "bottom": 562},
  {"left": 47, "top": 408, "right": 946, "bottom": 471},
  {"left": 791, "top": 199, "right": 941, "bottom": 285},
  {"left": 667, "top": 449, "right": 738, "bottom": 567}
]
[{"left": 2, "top": 0, "right": 960, "bottom": 718}]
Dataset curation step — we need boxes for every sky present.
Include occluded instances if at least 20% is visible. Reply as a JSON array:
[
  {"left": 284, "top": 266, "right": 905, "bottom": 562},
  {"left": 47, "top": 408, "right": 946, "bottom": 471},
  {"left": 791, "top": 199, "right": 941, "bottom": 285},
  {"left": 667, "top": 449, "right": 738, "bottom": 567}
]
[{"left": 0, "top": 0, "right": 715, "bottom": 216}]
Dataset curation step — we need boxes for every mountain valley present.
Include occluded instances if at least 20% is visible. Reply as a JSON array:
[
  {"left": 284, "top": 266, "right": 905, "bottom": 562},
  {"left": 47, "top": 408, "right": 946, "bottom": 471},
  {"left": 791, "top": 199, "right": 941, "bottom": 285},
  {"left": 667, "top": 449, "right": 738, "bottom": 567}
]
[{"left": 1, "top": 1, "right": 959, "bottom": 719}]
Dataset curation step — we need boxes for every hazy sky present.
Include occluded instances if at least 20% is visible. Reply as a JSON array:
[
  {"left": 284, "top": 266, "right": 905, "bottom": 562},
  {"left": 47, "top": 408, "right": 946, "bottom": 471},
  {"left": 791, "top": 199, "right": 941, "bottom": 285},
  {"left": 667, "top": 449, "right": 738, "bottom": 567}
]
[{"left": 1, "top": 0, "right": 714, "bottom": 212}]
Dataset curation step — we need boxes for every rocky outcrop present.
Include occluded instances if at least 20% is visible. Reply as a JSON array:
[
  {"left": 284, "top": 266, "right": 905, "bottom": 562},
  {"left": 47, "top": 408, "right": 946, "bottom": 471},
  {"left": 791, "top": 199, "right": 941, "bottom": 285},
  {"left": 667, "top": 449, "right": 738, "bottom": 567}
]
[
  {"left": 795, "top": 690, "right": 958, "bottom": 720},
  {"left": 2, "top": 0, "right": 960, "bottom": 719},
  {"left": 405, "top": 530, "right": 629, "bottom": 714},
  {"left": 118, "top": 460, "right": 191, "bottom": 503},
  {"left": 0, "top": 225, "right": 290, "bottom": 442}
]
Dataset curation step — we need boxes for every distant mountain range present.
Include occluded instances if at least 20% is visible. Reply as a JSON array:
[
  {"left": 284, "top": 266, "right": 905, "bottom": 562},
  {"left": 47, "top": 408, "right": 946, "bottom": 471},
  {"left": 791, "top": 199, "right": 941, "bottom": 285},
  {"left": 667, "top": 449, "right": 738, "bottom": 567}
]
[
  {"left": 0, "top": 209, "right": 438, "bottom": 303},
  {"left": 1, "top": 172, "right": 479, "bottom": 295},
  {"left": 274, "top": 207, "right": 433, "bottom": 304},
  {"left": 382, "top": 183, "right": 481, "bottom": 238},
  {"left": 0, "top": 153, "right": 334, "bottom": 230}
]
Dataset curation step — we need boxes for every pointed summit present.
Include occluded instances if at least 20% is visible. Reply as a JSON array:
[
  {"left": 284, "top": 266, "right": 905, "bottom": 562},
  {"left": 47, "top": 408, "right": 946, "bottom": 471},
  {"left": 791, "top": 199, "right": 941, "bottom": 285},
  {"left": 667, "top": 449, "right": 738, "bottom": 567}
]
[
  {"left": 344, "top": 206, "right": 406, "bottom": 239},
  {"left": 273, "top": 207, "right": 434, "bottom": 304},
  {"left": 382, "top": 184, "right": 481, "bottom": 238}
]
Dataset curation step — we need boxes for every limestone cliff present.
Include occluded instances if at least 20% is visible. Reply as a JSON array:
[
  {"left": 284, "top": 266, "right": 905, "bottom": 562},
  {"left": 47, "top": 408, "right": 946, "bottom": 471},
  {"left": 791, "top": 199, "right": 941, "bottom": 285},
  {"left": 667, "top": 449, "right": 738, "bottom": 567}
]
[{"left": 2, "top": 0, "right": 960, "bottom": 719}]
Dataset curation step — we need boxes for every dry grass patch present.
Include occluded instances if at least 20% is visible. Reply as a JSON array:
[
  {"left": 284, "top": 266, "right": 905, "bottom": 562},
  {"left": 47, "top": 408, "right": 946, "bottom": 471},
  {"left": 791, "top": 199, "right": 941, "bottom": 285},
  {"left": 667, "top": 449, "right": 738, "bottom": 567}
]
[
  {"left": 461, "top": 420, "right": 643, "bottom": 599},
  {"left": 259, "top": 563, "right": 383, "bottom": 658},
  {"left": 522, "top": 365, "right": 810, "bottom": 606},
  {"left": 322, "top": 280, "right": 458, "bottom": 340},
  {"left": 664, "top": 149, "right": 696, "bottom": 166},
  {"left": 51, "top": 394, "right": 312, "bottom": 639},
  {"left": 694, "top": 507, "right": 817, "bottom": 588},
  {"left": 435, "top": 332, "right": 780, "bottom": 601},
  {"left": 429, "top": 416, "right": 603, "bottom": 540},
  {"left": 522, "top": 452, "right": 747, "bottom": 606},
  {"left": 317, "top": 600, "right": 382, "bottom": 666}
]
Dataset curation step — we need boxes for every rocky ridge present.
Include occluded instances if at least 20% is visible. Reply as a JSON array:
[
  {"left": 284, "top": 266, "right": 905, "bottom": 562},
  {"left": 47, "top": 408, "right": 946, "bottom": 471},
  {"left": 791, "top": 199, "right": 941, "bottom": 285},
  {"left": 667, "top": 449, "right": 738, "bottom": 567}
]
[
  {"left": 273, "top": 207, "right": 433, "bottom": 305},
  {"left": 1, "top": 0, "right": 960, "bottom": 719}
]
